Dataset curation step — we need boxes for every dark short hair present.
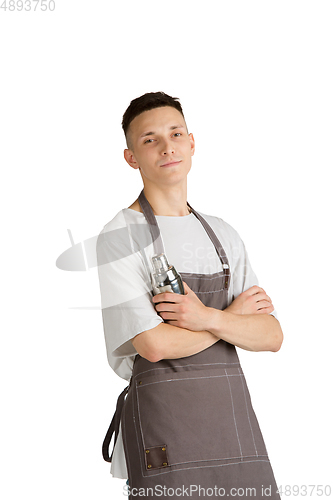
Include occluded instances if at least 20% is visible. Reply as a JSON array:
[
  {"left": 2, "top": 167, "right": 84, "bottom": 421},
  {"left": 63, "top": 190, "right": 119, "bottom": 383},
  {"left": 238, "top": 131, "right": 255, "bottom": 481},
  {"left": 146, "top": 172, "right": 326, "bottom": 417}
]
[{"left": 122, "top": 91, "right": 186, "bottom": 148}]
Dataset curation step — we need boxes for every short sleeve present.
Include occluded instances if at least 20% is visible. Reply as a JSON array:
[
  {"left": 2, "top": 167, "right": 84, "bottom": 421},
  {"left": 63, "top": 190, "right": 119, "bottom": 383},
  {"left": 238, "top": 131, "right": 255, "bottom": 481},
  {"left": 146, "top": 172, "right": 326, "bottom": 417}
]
[{"left": 96, "top": 215, "right": 163, "bottom": 379}]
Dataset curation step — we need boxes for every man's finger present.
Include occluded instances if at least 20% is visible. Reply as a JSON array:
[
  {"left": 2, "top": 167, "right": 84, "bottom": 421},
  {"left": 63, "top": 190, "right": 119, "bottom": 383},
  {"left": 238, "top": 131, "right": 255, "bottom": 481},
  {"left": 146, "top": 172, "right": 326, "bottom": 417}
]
[
  {"left": 257, "top": 307, "right": 275, "bottom": 315},
  {"left": 257, "top": 300, "right": 274, "bottom": 310},
  {"left": 155, "top": 302, "right": 178, "bottom": 313},
  {"left": 245, "top": 285, "right": 264, "bottom": 296},
  {"left": 152, "top": 292, "right": 181, "bottom": 304},
  {"left": 253, "top": 292, "right": 272, "bottom": 303},
  {"left": 160, "top": 311, "right": 177, "bottom": 321}
]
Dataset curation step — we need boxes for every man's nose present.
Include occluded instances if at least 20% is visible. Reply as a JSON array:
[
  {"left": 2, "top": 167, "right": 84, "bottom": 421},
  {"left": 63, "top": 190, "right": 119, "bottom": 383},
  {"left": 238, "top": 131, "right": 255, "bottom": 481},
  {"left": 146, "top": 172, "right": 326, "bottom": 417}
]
[{"left": 160, "top": 138, "right": 175, "bottom": 155}]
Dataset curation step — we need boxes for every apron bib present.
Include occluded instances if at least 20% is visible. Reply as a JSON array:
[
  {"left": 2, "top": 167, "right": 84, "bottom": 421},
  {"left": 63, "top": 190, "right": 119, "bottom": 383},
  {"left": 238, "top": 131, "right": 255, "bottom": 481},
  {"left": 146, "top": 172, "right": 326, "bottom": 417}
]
[{"left": 103, "top": 190, "right": 280, "bottom": 499}]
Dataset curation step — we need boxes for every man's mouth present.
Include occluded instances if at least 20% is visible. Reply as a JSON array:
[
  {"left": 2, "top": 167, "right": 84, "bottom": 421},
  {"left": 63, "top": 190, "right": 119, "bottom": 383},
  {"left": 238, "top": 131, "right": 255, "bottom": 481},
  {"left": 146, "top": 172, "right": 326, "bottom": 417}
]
[{"left": 160, "top": 160, "right": 182, "bottom": 167}]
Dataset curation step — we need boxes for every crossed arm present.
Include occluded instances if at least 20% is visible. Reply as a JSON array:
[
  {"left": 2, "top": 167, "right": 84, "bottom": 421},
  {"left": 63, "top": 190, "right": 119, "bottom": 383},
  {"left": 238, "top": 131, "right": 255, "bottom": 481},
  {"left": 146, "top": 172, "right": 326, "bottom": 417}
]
[{"left": 131, "top": 283, "right": 284, "bottom": 362}]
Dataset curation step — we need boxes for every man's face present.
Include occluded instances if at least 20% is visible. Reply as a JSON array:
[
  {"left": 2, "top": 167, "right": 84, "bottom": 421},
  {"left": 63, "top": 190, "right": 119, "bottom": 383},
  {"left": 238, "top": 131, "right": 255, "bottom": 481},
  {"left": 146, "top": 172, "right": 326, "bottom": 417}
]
[{"left": 124, "top": 106, "right": 195, "bottom": 189}]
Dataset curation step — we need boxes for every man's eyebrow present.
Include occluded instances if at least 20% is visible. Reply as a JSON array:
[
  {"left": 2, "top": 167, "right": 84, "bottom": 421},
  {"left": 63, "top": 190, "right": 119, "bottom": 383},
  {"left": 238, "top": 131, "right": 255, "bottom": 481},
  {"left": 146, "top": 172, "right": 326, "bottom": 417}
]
[
  {"left": 170, "top": 124, "right": 185, "bottom": 130},
  {"left": 139, "top": 125, "right": 185, "bottom": 139},
  {"left": 140, "top": 131, "right": 155, "bottom": 138}
]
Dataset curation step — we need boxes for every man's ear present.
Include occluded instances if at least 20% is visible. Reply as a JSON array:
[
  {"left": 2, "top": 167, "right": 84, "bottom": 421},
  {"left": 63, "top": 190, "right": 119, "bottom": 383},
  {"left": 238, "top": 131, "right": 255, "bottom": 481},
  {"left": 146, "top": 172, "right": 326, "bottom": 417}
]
[
  {"left": 189, "top": 133, "right": 195, "bottom": 156},
  {"left": 124, "top": 149, "right": 140, "bottom": 170}
]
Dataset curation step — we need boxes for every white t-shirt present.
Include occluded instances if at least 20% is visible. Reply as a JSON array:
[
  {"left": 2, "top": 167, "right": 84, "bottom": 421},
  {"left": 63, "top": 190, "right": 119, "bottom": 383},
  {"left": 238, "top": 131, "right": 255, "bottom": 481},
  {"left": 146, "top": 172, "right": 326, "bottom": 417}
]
[{"left": 96, "top": 207, "right": 278, "bottom": 478}]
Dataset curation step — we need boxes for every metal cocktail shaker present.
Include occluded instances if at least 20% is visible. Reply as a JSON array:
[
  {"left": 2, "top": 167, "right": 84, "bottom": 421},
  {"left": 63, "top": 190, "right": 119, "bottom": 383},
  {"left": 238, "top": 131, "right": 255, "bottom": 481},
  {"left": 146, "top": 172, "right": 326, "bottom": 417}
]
[{"left": 151, "top": 253, "right": 185, "bottom": 295}]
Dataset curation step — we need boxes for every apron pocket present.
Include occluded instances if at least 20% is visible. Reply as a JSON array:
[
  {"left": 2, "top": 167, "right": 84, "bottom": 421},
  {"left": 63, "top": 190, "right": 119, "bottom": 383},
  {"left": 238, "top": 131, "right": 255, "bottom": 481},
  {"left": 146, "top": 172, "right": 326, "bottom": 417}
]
[{"left": 134, "top": 366, "right": 267, "bottom": 469}]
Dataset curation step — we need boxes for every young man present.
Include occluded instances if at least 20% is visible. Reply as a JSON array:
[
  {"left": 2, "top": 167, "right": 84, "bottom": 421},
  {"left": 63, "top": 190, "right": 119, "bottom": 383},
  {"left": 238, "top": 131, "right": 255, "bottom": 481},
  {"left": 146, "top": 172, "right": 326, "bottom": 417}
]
[{"left": 98, "top": 92, "right": 283, "bottom": 499}]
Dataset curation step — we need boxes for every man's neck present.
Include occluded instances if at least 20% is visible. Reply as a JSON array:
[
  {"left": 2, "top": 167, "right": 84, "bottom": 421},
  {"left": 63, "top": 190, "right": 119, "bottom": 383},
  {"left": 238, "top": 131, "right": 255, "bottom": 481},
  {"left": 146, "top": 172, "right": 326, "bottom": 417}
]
[{"left": 128, "top": 184, "right": 190, "bottom": 216}]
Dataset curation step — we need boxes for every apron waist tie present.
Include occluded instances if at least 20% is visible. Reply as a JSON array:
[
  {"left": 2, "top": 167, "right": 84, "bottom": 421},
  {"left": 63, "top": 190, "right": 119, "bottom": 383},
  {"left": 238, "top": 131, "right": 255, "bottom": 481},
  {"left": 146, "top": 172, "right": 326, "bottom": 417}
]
[{"left": 102, "top": 384, "right": 129, "bottom": 463}]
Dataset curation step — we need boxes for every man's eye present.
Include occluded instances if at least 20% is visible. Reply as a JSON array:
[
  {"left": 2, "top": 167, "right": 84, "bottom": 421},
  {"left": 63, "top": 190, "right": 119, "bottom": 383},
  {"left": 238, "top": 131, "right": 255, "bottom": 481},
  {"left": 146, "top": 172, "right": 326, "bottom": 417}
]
[
  {"left": 144, "top": 138, "right": 154, "bottom": 144},
  {"left": 173, "top": 133, "right": 181, "bottom": 137}
]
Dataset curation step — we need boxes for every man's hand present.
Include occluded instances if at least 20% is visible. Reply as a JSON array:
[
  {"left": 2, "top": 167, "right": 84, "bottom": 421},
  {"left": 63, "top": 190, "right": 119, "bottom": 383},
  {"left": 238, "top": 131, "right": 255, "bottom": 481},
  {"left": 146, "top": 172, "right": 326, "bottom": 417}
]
[
  {"left": 152, "top": 283, "right": 282, "bottom": 352},
  {"left": 152, "top": 282, "right": 209, "bottom": 332},
  {"left": 225, "top": 285, "right": 274, "bottom": 315}
]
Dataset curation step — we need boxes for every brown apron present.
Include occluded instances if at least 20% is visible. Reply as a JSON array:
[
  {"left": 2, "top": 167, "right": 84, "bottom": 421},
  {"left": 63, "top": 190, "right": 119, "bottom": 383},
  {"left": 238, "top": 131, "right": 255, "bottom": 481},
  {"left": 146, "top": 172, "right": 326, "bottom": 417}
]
[{"left": 103, "top": 190, "right": 280, "bottom": 499}]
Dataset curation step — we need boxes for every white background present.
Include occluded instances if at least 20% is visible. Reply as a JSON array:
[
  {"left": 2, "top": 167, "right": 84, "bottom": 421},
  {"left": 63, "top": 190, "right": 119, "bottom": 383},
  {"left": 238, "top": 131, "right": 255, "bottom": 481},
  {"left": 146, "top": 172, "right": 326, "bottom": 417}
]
[{"left": 1, "top": 1, "right": 332, "bottom": 498}]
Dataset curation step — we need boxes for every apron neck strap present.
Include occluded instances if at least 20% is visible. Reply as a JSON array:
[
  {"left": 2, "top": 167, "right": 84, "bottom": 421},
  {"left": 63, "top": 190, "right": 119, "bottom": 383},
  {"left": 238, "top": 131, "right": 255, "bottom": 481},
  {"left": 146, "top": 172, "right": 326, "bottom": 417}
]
[
  {"left": 138, "top": 189, "right": 164, "bottom": 255},
  {"left": 186, "top": 201, "right": 231, "bottom": 289},
  {"left": 138, "top": 189, "right": 230, "bottom": 289}
]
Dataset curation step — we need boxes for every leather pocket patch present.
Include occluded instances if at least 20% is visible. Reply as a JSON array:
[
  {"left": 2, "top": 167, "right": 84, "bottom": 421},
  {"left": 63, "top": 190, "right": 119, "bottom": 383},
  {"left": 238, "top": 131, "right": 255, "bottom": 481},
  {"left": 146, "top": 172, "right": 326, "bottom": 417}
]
[{"left": 144, "top": 445, "right": 169, "bottom": 470}]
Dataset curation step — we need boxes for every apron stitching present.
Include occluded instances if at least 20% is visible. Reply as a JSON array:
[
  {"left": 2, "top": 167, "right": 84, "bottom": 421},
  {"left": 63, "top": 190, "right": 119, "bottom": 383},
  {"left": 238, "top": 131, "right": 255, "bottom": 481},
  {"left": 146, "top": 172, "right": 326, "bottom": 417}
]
[
  {"left": 133, "top": 403, "right": 148, "bottom": 479},
  {"left": 166, "top": 453, "right": 269, "bottom": 467},
  {"left": 139, "top": 459, "right": 272, "bottom": 477},
  {"left": 131, "top": 385, "right": 148, "bottom": 479},
  {"left": 121, "top": 398, "right": 133, "bottom": 484},
  {"left": 239, "top": 367, "right": 259, "bottom": 457},
  {"left": 132, "top": 362, "right": 241, "bottom": 379},
  {"left": 180, "top": 274, "right": 225, "bottom": 280},
  {"left": 136, "top": 373, "right": 245, "bottom": 388},
  {"left": 135, "top": 385, "right": 147, "bottom": 458},
  {"left": 225, "top": 368, "right": 243, "bottom": 460}
]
